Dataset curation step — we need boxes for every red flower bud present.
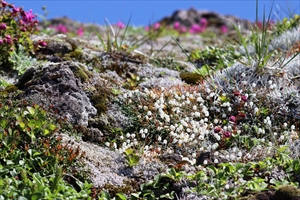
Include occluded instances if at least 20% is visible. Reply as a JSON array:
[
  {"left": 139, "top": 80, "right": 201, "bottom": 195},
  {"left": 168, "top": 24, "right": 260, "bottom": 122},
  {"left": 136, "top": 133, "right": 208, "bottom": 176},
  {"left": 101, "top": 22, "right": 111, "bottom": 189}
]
[
  {"left": 38, "top": 40, "right": 47, "bottom": 47},
  {"left": 238, "top": 113, "right": 246, "bottom": 119},
  {"left": 223, "top": 131, "right": 231, "bottom": 138},
  {"left": 234, "top": 91, "right": 240, "bottom": 96},
  {"left": 241, "top": 95, "right": 248, "bottom": 101},
  {"left": 214, "top": 127, "right": 222, "bottom": 133}
]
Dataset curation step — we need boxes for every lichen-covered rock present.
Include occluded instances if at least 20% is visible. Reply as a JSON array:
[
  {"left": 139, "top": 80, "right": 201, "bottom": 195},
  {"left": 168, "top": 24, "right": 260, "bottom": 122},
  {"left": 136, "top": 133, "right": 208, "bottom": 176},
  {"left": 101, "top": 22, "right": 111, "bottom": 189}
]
[{"left": 18, "top": 61, "right": 97, "bottom": 125}]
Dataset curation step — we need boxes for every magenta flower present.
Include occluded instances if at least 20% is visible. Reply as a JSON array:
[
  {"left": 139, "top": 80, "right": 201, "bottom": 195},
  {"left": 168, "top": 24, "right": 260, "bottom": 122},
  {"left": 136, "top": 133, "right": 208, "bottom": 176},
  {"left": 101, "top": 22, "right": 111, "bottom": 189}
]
[
  {"left": 0, "top": 39, "right": 3, "bottom": 45},
  {"left": 229, "top": 115, "right": 236, "bottom": 123},
  {"left": 173, "top": 21, "right": 180, "bottom": 30},
  {"left": 153, "top": 22, "right": 160, "bottom": 30},
  {"left": 116, "top": 21, "right": 125, "bottom": 29},
  {"left": 20, "top": 27, "right": 26, "bottom": 32},
  {"left": 38, "top": 40, "right": 47, "bottom": 47},
  {"left": 2, "top": 1, "right": 7, "bottom": 7},
  {"left": 144, "top": 26, "right": 149, "bottom": 31},
  {"left": 200, "top": 18, "right": 208, "bottom": 27},
  {"left": 0, "top": 23, "right": 6, "bottom": 30},
  {"left": 221, "top": 25, "right": 228, "bottom": 33},
  {"left": 12, "top": 5, "right": 20, "bottom": 14},
  {"left": 4, "top": 35, "right": 12, "bottom": 44},
  {"left": 77, "top": 27, "right": 84, "bottom": 36},
  {"left": 21, "top": 9, "right": 35, "bottom": 23},
  {"left": 189, "top": 24, "right": 201, "bottom": 34},
  {"left": 223, "top": 131, "right": 231, "bottom": 138},
  {"left": 241, "top": 95, "right": 247, "bottom": 101}
]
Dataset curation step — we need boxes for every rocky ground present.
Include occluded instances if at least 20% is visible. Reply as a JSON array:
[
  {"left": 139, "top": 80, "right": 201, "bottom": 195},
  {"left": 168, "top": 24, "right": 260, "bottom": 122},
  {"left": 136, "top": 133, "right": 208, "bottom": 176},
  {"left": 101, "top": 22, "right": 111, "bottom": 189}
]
[{"left": 1, "top": 8, "right": 300, "bottom": 200}]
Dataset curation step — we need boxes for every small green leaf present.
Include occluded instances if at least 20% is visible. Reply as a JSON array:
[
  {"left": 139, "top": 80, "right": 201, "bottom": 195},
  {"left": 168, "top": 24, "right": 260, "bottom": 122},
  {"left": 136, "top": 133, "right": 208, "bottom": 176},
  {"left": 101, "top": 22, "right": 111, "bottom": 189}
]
[
  {"left": 116, "top": 193, "right": 127, "bottom": 200},
  {"left": 27, "top": 106, "right": 35, "bottom": 116}
]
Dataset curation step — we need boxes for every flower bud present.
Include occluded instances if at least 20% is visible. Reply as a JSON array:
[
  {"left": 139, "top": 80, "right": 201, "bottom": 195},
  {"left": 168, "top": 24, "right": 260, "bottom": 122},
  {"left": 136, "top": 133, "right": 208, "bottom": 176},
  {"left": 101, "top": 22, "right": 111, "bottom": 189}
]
[
  {"left": 2, "top": 1, "right": 7, "bottom": 7},
  {"left": 0, "top": 23, "right": 6, "bottom": 30},
  {"left": 229, "top": 115, "right": 236, "bottom": 123},
  {"left": 223, "top": 131, "right": 231, "bottom": 138},
  {"left": 214, "top": 127, "right": 222, "bottom": 133}
]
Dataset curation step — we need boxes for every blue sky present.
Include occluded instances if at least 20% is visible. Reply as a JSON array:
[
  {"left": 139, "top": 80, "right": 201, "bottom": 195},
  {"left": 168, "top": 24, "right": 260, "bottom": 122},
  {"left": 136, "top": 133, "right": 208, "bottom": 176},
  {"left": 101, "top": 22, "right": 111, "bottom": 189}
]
[{"left": 9, "top": 1, "right": 300, "bottom": 26}]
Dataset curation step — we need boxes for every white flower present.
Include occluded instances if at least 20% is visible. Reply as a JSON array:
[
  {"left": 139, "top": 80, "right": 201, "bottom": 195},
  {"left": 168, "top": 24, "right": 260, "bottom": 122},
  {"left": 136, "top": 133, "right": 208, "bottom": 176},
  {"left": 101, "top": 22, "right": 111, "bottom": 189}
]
[
  {"left": 147, "top": 111, "right": 152, "bottom": 116},
  {"left": 225, "top": 184, "right": 230, "bottom": 189},
  {"left": 143, "top": 106, "right": 148, "bottom": 111},
  {"left": 193, "top": 105, "right": 197, "bottom": 110},
  {"left": 141, "top": 133, "right": 146, "bottom": 138},
  {"left": 283, "top": 123, "right": 287, "bottom": 127},
  {"left": 228, "top": 107, "right": 232, "bottom": 112},
  {"left": 197, "top": 97, "right": 203, "bottom": 102},
  {"left": 203, "top": 160, "right": 208, "bottom": 165},
  {"left": 280, "top": 135, "right": 284, "bottom": 141},
  {"left": 249, "top": 101, "right": 253, "bottom": 107},
  {"left": 157, "top": 136, "right": 162, "bottom": 141},
  {"left": 163, "top": 139, "right": 167, "bottom": 145},
  {"left": 194, "top": 111, "right": 201, "bottom": 118},
  {"left": 105, "top": 142, "right": 110, "bottom": 147},
  {"left": 144, "top": 129, "right": 148, "bottom": 134},
  {"left": 214, "top": 159, "right": 218, "bottom": 164},
  {"left": 126, "top": 133, "right": 131, "bottom": 138},
  {"left": 268, "top": 80, "right": 273, "bottom": 85},
  {"left": 291, "top": 125, "right": 295, "bottom": 130}
]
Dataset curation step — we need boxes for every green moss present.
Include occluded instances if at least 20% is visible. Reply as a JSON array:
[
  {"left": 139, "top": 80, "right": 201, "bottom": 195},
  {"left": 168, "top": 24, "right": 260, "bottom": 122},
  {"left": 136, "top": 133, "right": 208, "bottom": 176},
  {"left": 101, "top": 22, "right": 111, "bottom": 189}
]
[
  {"left": 273, "top": 185, "right": 300, "bottom": 200},
  {"left": 102, "top": 180, "right": 139, "bottom": 197},
  {"left": 73, "top": 65, "right": 90, "bottom": 82},
  {"left": 0, "top": 84, "right": 19, "bottom": 96},
  {"left": 180, "top": 72, "right": 204, "bottom": 84},
  {"left": 90, "top": 84, "right": 113, "bottom": 115}
]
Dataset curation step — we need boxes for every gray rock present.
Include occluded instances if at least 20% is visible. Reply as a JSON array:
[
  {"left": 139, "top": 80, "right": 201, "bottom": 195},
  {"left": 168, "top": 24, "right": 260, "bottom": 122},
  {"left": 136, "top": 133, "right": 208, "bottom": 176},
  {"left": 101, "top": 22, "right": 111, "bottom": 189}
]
[{"left": 19, "top": 61, "right": 97, "bottom": 125}]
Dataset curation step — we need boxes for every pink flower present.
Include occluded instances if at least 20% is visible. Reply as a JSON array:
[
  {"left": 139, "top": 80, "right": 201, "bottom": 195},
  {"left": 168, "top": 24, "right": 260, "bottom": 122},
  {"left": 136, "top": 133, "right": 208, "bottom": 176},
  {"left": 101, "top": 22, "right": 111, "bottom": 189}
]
[
  {"left": 116, "top": 21, "right": 125, "bottom": 29},
  {"left": 229, "top": 115, "right": 236, "bottom": 123},
  {"left": 77, "top": 27, "right": 84, "bottom": 36},
  {"left": 221, "top": 25, "right": 228, "bottom": 33},
  {"left": 55, "top": 24, "right": 68, "bottom": 34},
  {"left": 0, "top": 22, "right": 6, "bottom": 30},
  {"left": 200, "top": 18, "right": 208, "bottom": 27},
  {"left": 173, "top": 21, "right": 180, "bottom": 30},
  {"left": 153, "top": 22, "right": 160, "bottom": 30},
  {"left": 223, "top": 131, "right": 231, "bottom": 138},
  {"left": 144, "top": 26, "right": 149, "bottom": 31},
  {"left": 0, "top": 39, "right": 3, "bottom": 45},
  {"left": 179, "top": 26, "right": 187, "bottom": 33}
]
